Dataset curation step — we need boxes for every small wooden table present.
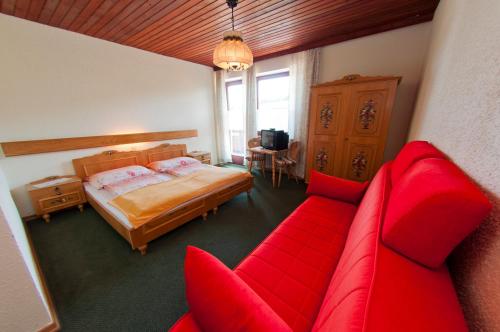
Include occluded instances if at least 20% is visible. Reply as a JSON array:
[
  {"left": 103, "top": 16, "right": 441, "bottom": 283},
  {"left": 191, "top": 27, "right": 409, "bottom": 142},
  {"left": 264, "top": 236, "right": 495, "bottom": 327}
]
[{"left": 248, "top": 146, "right": 288, "bottom": 188}]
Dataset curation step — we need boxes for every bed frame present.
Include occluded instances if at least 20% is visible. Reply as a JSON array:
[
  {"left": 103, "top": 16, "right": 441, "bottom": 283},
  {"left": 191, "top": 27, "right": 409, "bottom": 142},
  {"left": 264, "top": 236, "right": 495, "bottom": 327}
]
[{"left": 72, "top": 144, "right": 253, "bottom": 255}]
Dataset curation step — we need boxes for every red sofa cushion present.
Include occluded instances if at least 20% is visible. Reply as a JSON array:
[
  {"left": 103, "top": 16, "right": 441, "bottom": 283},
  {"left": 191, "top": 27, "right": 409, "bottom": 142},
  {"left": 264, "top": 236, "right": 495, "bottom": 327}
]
[
  {"left": 306, "top": 170, "right": 368, "bottom": 204},
  {"left": 169, "top": 313, "right": 201, "bottom": 332},
  {"left": 184, "top": 246, "right": 292, "bottom": 332},
  {"left": 383, "top": 158, "right": 492, "bottom": 268},
  {"left": 235, "top": 196, "right": 356, "bottom": 332},
  {"left": 391, "top": 141, "right": 447, "bottom": 184}
]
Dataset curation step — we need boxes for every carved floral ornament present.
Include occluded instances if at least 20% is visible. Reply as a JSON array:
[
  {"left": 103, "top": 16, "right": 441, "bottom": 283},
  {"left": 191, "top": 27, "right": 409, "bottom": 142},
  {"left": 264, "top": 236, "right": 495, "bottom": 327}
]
[
  {"left": 359, "top": 99, "right": 376, "bottom": 129},
  {"left": 315, "top": 148, "right": 328, "bottom": 171},
  {"left": 351, "top": 151, "right": 367, "bottom": 178},
  {"left": 319, "top": 102, "right": 334, "bottom": 128}
]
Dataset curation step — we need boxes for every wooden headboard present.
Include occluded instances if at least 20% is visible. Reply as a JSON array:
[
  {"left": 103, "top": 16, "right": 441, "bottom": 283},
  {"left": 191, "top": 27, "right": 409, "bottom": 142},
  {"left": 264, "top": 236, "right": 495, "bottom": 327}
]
[
  {"left": 72, "top": 143, "right": 187, "bottom": 179},
  {"left": 143, "top": 144, "right": 187, "bottom": 164}
]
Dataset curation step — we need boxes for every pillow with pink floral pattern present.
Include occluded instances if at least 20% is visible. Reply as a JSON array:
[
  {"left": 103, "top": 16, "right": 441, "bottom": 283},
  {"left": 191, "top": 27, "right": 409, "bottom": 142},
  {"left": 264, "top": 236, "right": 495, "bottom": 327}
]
[
  {"left": 87, "top": 165, "right": 154, "bottom": 189},
  {"left": 103, "top": 173, "right": 173, "bottom": 196},
  {"left": 147, "top": 157, "right": 201, "bottom": 174},
  {"left": 168, "top": 164, "right": 208, "bottom": 177}
]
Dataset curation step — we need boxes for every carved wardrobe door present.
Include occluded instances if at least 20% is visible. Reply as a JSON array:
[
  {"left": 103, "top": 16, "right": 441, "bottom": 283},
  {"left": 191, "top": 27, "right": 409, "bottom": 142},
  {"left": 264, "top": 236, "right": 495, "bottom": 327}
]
[
  {"left": 305, "top": 75, "right": 400, "bottom": 183},
  {"left": 340, "top": 79, "right": 398, "bottom": 181},
  {"left": 305, "top": 84, "right": 350, "bottom": 181}
]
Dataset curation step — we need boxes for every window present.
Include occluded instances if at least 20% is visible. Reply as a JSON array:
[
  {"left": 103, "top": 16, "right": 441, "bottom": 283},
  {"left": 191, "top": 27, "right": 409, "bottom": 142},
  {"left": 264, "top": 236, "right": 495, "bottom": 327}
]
[
  {"left": 224, "top": 70, "right": 290, "bottom": 159},
  {"left": 257, "top": 71, "right": 290, "bottom": 132},
  {"left": 225, "top": 79, "right": 245, "bottom": 157}
]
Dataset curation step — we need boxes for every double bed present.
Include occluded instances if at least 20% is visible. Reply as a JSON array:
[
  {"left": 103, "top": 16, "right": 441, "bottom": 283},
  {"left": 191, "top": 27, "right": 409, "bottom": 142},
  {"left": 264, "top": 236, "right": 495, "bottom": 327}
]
[{"left": 72, "top": 144, "right": 253, "bottom": 255}]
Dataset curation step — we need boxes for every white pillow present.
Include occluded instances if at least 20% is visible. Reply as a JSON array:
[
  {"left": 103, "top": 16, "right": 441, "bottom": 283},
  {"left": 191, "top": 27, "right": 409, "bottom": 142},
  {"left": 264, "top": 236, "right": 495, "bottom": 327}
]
[
  {"left": 147, "top": 157, "right": 201, "bottom": 173},
  {"left": 87, "top": 165, "right": 154, "bottom": 189}
]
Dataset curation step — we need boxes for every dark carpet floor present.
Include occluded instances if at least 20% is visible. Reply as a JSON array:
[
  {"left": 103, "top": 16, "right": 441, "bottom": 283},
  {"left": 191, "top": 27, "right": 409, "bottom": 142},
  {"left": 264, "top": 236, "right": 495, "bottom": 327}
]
[{"left": 28, "top": 167, "right": 307, "bottom": 332}]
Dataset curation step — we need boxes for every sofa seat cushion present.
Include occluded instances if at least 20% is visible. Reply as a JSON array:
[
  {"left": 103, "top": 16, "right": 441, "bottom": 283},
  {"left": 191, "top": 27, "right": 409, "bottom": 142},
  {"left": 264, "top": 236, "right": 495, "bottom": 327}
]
[{"left": 234, "top": 196, "right": 357, "bottom": 332}]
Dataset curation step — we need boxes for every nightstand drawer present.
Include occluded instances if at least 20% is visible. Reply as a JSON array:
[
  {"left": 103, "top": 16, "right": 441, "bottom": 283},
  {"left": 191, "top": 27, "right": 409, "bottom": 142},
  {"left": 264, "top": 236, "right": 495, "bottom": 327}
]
[
  {"left": 39, "top": 192, "right": 83, "bottom": 211},
  {"left": 34, "top": 181, "right": 82, "bottom": 198}
]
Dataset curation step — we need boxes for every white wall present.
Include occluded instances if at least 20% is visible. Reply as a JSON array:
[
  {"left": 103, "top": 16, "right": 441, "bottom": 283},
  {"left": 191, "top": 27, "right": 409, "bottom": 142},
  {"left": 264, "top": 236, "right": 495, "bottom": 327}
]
[
  {"left": 408, "top": 1, "right": 500, "bottom": 330},
  {"left": 0, "top": 167, "right": 48, "bottom": 308},
  {"left": 0, "top": 14, "right": 216, "bottom": 217},
  {"left": 240, "top": 23, "right": 432, "bottom": 160},
  {"left": 0, "top": 167, "right": 52, "bottom": 331}
]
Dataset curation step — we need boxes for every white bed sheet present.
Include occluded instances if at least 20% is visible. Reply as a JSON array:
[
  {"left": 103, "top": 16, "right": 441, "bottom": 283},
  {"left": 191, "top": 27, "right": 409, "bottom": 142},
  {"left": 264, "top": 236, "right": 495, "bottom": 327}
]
[{"left": 84, "top": 182, "right": 133, "bottom": 230}]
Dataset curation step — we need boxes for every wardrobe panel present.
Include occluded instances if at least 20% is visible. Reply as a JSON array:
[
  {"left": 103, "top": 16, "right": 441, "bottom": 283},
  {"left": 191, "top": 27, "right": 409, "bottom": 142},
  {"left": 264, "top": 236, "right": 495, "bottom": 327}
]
[
  {"left": 310, "top": 138, "right": 337, "bottom": 175},
  {"left": 314, "top": 93, "right": 343, "bottom": 136},
  {"left": 341, "top": 141, "right": 378, "bottom": 182}
]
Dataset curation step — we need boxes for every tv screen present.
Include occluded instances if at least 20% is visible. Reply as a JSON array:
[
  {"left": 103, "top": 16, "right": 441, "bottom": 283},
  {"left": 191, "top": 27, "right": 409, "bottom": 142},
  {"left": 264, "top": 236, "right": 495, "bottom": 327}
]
[
  {"left": 261, "top": 130, "right": 275, "bottom": 149},
  {"left": 261, "top": 129, "right": 289, "bottom": 150}
]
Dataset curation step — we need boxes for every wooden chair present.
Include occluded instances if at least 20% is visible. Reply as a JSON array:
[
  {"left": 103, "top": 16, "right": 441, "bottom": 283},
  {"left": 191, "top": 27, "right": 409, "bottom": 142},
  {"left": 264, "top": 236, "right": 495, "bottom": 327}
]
[
  {"left": 276, "top": 141, "right": 300, "bottom": 187},
  {"left": 245, "top": 137, "right": 266, "bottom": 177}
]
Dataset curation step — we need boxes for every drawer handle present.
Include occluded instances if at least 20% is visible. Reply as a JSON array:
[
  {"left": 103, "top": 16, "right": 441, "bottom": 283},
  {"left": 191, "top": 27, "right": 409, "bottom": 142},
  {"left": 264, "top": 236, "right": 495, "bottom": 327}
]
[
  {"left": 54, "top": 187, "right": 62, "bottom": 195},
  {"left": 52, "top": 198, "right": 67, "bottom": 204}
]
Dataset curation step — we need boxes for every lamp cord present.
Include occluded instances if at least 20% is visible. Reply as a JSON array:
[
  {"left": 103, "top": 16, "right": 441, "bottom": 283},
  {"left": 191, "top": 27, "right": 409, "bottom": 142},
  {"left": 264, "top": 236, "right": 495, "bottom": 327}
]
[{"left": 231, "top": 6, "right": 235, "bottom": 31}]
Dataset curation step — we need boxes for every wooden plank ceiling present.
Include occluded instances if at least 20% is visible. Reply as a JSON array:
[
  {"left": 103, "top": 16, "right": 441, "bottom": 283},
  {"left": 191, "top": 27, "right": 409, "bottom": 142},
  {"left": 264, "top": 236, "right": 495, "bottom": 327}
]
[{"left": 0, "top": 0, "right": 439, "bottom": 68}]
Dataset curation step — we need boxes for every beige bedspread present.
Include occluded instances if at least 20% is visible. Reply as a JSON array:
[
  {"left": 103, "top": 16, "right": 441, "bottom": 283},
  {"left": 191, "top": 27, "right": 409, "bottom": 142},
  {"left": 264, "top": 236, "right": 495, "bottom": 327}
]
[{"left": 109, "top": 167, "right": 251, "bottom": 228}]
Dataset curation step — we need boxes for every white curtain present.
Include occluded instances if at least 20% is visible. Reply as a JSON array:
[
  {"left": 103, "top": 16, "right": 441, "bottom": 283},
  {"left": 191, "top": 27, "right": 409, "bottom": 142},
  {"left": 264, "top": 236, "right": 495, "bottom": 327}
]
[
  {"left": 213, "top": 70, "right": 231, "bottom": 164},
  {"left": 244, "top": 65, "right": 258, "bottom": 143},
  {"left": 242, "top": 65, "right": 258, "bottom": 166},
  {"left": 288, "top": 48, "right": 321, "bottom": 178}
]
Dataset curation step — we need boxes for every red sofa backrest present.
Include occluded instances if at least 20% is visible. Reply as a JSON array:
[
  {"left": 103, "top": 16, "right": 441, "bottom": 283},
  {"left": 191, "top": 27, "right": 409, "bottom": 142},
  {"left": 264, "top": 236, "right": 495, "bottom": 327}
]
[
  {"left": 390, "top": 140, "right": 447, "bottom": 183},
  {"left": 311, "top": 164, "right": 391, "bottom": 331}
]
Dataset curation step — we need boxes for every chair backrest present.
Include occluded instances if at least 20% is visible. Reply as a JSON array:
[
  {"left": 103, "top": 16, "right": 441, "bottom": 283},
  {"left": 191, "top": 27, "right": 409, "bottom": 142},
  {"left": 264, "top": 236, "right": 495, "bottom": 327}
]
[
  {"left": 287, "top": 141, "right": 300, "bottom": 161},
  {"left": 247, "top": 137, "right": 261, "bottom": 149}
]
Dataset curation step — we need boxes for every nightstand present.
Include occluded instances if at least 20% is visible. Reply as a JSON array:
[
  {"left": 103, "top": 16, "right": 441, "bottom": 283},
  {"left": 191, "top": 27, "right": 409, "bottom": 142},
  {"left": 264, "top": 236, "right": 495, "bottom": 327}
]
[
  {"left": 27, "top": 176, "right": 87, "bottom": 223},
  {"left": 187, "top": 151, "right": 211, "bottom": 165}
]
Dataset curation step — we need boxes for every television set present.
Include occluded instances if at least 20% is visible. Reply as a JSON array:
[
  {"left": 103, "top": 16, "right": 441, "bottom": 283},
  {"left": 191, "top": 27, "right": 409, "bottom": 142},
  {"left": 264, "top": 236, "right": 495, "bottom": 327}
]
[{"left": 261, "top": 129, "right": 289, "bottom": 150}]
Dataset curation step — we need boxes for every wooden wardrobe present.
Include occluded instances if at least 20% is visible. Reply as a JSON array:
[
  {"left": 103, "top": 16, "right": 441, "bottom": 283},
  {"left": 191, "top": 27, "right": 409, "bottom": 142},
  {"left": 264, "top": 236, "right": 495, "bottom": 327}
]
[{"left": 305, "top": 75, "right": 400, "bottom": 182}]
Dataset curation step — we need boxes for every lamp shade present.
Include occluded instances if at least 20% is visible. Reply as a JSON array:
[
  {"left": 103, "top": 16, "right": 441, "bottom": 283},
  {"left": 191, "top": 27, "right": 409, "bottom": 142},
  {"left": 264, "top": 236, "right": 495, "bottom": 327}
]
[{"left": 213, "top": 31, "right": 253, "bottom": 71}]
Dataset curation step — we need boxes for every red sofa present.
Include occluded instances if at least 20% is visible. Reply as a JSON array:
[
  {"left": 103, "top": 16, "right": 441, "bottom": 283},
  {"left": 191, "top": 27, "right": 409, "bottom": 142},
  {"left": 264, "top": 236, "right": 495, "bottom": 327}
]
[{"left": 170, "top": 141, "right": 491, "bottom": 332}]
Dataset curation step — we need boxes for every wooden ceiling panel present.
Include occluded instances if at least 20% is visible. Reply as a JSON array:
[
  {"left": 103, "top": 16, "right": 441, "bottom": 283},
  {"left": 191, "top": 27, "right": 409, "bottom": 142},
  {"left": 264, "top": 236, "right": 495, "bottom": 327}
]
[
  {"left": 146, "top": 0, "right": 281, "bottom": 53},
  {"left": 1, "top": 0, "right": 439, "bottom": 68},
  {"left": 13, "top": 0, "right": 30, "bottom": 18},
  {"left": 132, "top": 0, "right": 263, "bottom": 50},
  {"left": 165, "top": 0, "right": 373, "bottom": 57}
]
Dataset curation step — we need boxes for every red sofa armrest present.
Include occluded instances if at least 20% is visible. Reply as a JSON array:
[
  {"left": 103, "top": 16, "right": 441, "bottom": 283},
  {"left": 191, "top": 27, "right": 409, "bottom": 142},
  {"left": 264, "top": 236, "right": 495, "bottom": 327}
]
[{"left": 306, "top": 170, "right": 368, "bottom": 204}]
